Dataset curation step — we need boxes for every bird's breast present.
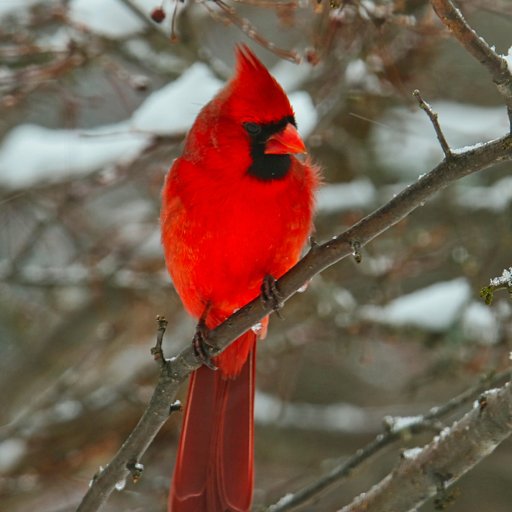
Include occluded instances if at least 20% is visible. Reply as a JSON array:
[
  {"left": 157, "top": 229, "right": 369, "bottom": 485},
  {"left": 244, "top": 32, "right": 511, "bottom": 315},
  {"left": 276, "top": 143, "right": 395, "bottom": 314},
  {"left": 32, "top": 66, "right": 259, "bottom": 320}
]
[{"left": 162, "top": 157, "right": 317, "bottom": 322}]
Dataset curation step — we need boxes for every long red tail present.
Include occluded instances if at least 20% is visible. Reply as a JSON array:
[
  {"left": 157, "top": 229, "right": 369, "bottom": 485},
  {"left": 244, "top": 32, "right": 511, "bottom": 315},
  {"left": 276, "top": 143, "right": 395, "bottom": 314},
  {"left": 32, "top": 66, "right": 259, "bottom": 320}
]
[{"left": 169, "top": 333, "right": 256, "bottom": 511}]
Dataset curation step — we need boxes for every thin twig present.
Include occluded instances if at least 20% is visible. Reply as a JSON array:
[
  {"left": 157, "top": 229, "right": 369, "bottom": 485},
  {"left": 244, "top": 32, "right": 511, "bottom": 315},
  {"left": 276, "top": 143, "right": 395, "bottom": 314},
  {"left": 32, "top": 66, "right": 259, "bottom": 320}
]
[
  {"left": 205, "top": 0, "right": 301, "bottom": 62},
  {"left": 413, "top": 89, "right": 452, "bottom": 158},
  {"left": 150, "top": 315, "right": 168, "bottom": 364}
]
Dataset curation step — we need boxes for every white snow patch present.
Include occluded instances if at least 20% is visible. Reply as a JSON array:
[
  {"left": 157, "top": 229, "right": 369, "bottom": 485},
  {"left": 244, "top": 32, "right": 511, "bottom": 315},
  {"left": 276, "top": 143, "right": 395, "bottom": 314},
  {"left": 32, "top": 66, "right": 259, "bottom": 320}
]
[
  {"left": 402, "top": 446, "right": 423, "bottom": 459},
  {"left": 0, "top": 438, "right": 27, "bottom": 472},
  {"left": 89, "top": 466, "right": 104, "bottom": 487},
  {"left": 131, "top": 62, "right": 317, "bottom": 138},
  {"left": 316, "top": 179, "right": 376, "bottom": 213},
  {"left": 37, "top": 27, "right": 74, "bottom": 52},
  {"left": 268, "top": 493, "right": 294, "bottom": 511},
  {"left": 54, "top": 286, "right": 91, "bottom": 311},
  {"left": 0, "top": 62, "right": 317, "bottom": 190},
  {"left": 124, "top": 38, "right": 188, "bottom": 73},
  {"left": 117, "top": 222, "right": 155, "bottom": 247},
  {"left": 108, "top": 345, "right": 150, "bottom": 381},
  {"left": 115, "top": 478, "right": 127, "bottom": 491},
  {"left": 456, "top": 176, "right": 512, "bottom": 212},
  {"left": 451, "top": 141, "right": 485, "bottom": 154},
  {"left": 490, "top": 267, "right": 512, "bottom": 287},
  {"left": 333, "top": 287, "right": 357, "bottom": 311},
  {"left": 372, "top": 102, "right": 508, "bottom": 177},
  {"left": 385, "top": 414, "right": 423, "bottom": 433},
  {"left": 483, "top": 387, "right": 501, "bottom": 398},
  {"left": 129, "top": 61, "right": 317, "bottom": 138},
  {"left": 289, "top": 91, "right": 317, "bottom": 139},
  {"left": 502, "top": 46, "right": 512, "bottom": 74},
  {"left": 272, "top": 59, "right": 312, "bottom": 92},
  {"left": 136, "top": 228, "right": 162, "bottom": 259},
  {"left": 462, "top": 301, "right": 499, "bottom": 345},
  {"left": 53, "top": 400, "right": 83, "bottom": 421},
  {"left": 360, "top": 278, "right": 471, "bottom": 331},
  {"left": 361, "top": 255, "right": 395, "bottom": 277},
  {"left": 0, "top": 123, "right": 148, "bottom": 189},
  {"left": 251, "top": 322, "right": 263, "bottom": 335},
  {"left": 433, "top": 425, "right": 452, "bottom": 444},
  {"left": 69, "top": 0, "right": 157, "bottom": 39},
  {"left": 255, "top": 391, "right": 378, "bottom": 433},
  {"left": 345, "top": 59, "right": 381, "bottom": 93},
  {"left": 131, "top": 63, "right": 223, "bottom": 135},
  {"left": 21, "top": 263, "right": 89, "bottom": 284}
]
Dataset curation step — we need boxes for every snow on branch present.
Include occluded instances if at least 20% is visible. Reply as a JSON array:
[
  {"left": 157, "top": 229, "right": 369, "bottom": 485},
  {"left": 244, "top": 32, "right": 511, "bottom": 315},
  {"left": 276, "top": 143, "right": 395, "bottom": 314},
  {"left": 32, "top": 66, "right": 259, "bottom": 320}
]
[
  {"left": 480, "top": 267, "right": 512, "bottom": 304},
  {"left": 339, "top": 381, "right": 512, "bottom": 512},
  {"left": 266, "top": 369, "right": 511, "bottom": 512},
  {"left": 431, "top": 0, "right": 512, "bottom": 126}
]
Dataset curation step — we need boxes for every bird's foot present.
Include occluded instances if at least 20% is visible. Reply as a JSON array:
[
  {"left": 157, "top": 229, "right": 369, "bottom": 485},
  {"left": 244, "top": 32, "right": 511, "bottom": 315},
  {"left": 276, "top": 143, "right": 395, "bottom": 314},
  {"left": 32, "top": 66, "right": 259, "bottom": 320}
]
[
  {"left": 261, "top": 274, "right": 283, "bottom": 318},
  {"left": 192, "top": 319, "right": 218, "bottom": 371}
]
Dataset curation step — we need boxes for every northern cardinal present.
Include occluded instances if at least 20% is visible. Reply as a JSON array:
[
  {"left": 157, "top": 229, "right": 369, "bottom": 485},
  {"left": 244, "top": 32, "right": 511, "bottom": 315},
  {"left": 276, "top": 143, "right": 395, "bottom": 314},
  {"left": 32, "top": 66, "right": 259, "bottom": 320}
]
[{"left": 161, "top": 45, "right": 318, "bottom": 511}]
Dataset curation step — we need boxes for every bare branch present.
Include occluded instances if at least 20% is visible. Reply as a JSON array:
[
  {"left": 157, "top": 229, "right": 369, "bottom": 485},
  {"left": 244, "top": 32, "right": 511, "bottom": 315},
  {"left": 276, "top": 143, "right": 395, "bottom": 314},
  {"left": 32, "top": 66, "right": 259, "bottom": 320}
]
[
  {"left": 339, "top": 380, "right": 512, "bottom": 512},
  {"left": 431, "top": 0, "right": 512, "bottom": 126}
]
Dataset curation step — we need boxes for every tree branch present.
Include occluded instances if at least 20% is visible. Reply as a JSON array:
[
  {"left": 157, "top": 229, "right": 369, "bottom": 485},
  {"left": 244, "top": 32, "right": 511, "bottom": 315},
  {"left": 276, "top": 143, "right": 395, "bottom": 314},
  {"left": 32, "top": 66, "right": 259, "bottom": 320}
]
[
  {"left": 431, "top": 0, "right": 512, "bottom": 126},
  {"left": 266, "top": 369, "right": 511, "bottom": 511},
  {"left": 339, "top": 380, "right": 512, "bottom": 512}
]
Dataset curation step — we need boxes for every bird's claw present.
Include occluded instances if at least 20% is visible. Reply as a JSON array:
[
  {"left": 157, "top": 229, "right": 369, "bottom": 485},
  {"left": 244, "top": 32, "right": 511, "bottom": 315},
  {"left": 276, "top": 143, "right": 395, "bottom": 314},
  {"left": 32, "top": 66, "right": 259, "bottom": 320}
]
[
  {"left": 261, "top": 274, "right": 283, "bottom": 318},
  {"left": 192, "top": 321, "right": 218, "bottom": 371}
]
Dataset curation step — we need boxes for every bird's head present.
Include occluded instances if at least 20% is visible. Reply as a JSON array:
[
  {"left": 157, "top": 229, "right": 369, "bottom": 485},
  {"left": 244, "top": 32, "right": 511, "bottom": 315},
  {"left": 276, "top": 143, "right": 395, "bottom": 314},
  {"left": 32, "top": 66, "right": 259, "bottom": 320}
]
[{"left": 187, "top": 45, "right": 306, "bottom": 182}]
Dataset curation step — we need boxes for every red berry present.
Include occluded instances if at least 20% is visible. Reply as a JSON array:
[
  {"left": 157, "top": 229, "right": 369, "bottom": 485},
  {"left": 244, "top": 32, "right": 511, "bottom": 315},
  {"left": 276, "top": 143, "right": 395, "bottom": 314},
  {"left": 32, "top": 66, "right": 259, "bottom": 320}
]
[{"left": 151, "top": 7, "right": 166, "bottom": 23}]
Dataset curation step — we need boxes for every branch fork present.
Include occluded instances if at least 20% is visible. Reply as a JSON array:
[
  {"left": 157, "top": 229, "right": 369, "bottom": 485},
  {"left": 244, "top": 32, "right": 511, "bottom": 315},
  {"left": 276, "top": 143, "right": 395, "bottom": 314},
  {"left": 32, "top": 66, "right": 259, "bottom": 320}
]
[{"left": 413, "top": 89, "right": 452, "bottom": 159}]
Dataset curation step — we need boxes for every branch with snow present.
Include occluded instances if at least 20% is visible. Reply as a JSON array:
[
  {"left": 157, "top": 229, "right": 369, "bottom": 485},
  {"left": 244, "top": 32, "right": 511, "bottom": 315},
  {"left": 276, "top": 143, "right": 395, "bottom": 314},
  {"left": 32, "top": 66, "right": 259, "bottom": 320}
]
[
  {"left": 431, "top": 0, "right": 512, "bottom": 125},
  {"left": 480, "top": 267, "right": 512, "bottom": 305},
  {"left": 338, "top": 380, "right": 512, "bottom": 512},
  {"left": 265, "top": 369, "right": 511, "bottom": 512}
]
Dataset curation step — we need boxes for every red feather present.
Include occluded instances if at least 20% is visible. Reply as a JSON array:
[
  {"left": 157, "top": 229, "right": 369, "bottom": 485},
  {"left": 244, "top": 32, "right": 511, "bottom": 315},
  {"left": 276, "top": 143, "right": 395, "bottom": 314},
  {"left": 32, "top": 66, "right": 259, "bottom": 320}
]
[
  {"left": 170, "top": 335, "right": 255, "bottom": 511},
  {"left": 161, "top": 44, "right": 318, "bottom": 511}
]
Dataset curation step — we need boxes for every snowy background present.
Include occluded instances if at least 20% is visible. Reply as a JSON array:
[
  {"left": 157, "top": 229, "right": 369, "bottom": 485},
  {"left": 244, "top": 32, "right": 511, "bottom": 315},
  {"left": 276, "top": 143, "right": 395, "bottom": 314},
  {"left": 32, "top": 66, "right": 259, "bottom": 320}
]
[{"left": 1, "top": 1, "right": 512, "bottom": 511}]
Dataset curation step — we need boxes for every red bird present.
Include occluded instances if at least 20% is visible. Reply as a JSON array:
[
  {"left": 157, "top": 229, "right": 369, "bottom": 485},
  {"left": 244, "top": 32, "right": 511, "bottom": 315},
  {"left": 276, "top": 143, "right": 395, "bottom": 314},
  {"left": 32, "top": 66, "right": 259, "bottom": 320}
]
[{"left": 161, "top": 45, "right": 318, "bottom": 512}]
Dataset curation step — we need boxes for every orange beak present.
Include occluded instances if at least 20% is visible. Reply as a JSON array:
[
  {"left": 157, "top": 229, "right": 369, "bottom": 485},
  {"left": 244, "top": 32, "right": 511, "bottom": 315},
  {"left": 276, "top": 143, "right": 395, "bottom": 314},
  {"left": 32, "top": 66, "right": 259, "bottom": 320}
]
[{"left": 264, "top": 123, "right": 307, "bottom": 155}]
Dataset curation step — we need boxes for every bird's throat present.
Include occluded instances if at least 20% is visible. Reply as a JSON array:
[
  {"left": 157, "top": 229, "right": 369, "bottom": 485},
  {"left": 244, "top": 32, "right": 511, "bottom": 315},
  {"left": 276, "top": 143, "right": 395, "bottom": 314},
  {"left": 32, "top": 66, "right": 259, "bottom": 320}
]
[{"left": 247, "top": 153, "right": 291, "bottom": 181}]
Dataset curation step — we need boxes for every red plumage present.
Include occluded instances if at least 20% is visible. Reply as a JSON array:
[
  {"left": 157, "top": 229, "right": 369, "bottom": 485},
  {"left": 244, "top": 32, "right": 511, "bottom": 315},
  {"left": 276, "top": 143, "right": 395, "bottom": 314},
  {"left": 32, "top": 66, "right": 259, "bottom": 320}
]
[{"left": 161, "top": 45, "right": 318, "bottom": 511}]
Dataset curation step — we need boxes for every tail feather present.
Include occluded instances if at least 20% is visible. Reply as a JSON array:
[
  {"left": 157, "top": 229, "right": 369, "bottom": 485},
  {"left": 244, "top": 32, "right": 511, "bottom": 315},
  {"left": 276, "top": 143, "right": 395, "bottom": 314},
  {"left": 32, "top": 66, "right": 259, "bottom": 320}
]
[{"left": 169, "top": 333, "right": 256, "bottom": 511}]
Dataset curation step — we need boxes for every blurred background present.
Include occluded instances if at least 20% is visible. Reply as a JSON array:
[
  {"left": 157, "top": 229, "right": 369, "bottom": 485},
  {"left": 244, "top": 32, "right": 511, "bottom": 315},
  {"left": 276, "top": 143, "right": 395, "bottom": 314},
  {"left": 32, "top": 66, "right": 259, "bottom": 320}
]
[{"left": 1, "top": 1, "right": 511, "bottom": 510}]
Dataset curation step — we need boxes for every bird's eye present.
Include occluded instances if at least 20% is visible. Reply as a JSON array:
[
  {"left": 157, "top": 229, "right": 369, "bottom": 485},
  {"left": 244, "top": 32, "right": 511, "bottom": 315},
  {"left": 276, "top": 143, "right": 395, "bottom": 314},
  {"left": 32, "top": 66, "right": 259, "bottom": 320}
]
[{"left": 243, "top": 122, "right": 262, "bottom": 136}]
